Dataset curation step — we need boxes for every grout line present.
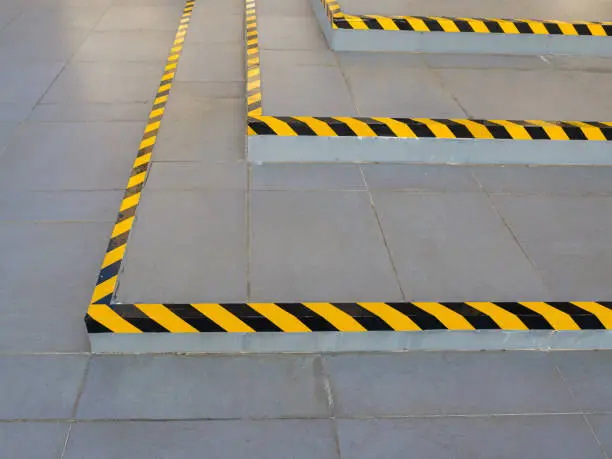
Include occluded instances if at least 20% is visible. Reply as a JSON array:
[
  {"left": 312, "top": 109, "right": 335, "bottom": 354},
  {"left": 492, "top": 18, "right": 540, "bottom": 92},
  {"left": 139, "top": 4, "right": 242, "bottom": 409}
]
[
  {"left": 58, "top": 424, "right": 72, "bottom": 459},
  {"left": 70, "top": 355, "right": 93, "bottom": 419},
  {"left": 319, "top": 355, "right": 343, "bottom": 459},
  {"left": 358, "top": 166, "right": 406, "bottom": 301}
]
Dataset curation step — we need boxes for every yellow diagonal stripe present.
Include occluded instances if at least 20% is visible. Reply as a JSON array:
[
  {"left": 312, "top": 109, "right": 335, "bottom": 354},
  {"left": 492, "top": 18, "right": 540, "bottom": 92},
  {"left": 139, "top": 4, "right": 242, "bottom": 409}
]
[
  {"left": 120, "top": 193, "right": 140, "bottom": 212},
  {"left": 334, "top": 117, "right": 377, "bottom": 136},
  {"left": 413, "top": 302, "right": 475, "bottom": 330},
  {"left": 127, "top": 172, "right": 146, "bottom": 189},
  {"left": 254, "top": 116, "right": 297, "bottom": 136},
  {"left": 294, "top": 116, "right": 338, "bottom": 136},
  {"left": 111, "top": 216, "right": 134, "bottom": 238},
  {"left": 87, "top": 305, "right": 141, "bottom": 333},
  {"left": 373, "top": 117, "right": 416, "bottom": 138},
  {"left": 358, "top": 303, "right": 421, "bottom": 331},
  {"left": 572, "top": 302, "right": 612, "bottom": 329},
  {"left": 192, "top": 304, "right": 255, "bottom": 332},
  {"left": 133, "top": 152, "right": 151, "bottom": 169},
  {"left": 466, "top": 302, "right": 528, "bottom": 330},
  {"left": 303, "top": 303, "right": 367, "bottom": 331},
  {"left": 414, "top": 118, "right": 455, "bottom": 138},
  {"left": 491, "top": 120, "right": 531, "bottom": 140},
  {"left": 451, "top": 119, "right": 494, "bottom": 139},
  {"left": 520, "top": 302, "right": 580, "bottom": 330},
  {"left": 248, "top": 303, "right": 311, "bottom": 332},
  {"left": 135, "top": 304, "right": 198, "bottom": 332},
  {"left": 91, "top": 276, "right": 117, "bottom": 303},
  {"left": 101, "top": 245, "right": 126, "bottom": 269}
]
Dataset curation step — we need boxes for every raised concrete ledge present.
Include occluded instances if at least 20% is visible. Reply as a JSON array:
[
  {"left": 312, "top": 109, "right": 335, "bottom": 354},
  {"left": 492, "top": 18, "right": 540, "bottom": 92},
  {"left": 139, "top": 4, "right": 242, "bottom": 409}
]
[
  {"left": 90, "top": 330, "right": 612, "bottom": 353},
  {"left": 311, "top": 0, "right": 612, "bottom": 56},
  {"left": 247, "top": 135, "right": 612, "bottom": 165}
]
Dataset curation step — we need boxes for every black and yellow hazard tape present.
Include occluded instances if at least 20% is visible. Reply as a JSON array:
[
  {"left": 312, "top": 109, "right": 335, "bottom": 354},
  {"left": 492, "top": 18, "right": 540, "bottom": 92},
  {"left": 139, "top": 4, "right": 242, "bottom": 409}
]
[
  {"left": 248, "top": 116, "right": 612, "bottom": 141},
  {"left": 86, "top": 0, "right": 195, "bottom": 320},
  {"left": 87, "top": 302, "right": 612, "bottom": 333},
  {"left": 319, "top": 0, "right": 612, "bottom": 35},
  {"left": 85, "top": 0, "right": 612, "bottom": 337}
]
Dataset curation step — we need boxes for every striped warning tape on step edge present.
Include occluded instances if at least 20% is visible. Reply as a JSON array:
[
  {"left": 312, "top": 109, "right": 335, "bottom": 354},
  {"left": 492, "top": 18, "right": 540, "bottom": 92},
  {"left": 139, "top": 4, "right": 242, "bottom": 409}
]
[
  {"left": 319, "top": 0, "right": 612, "bottom": 35},
  {"left": 246, "top": 0, "right": 262, "bottom": 116},
  {"left": 86, "top": 302, "right": 612, "bottom": 333},
  {"left": 247, "top": 116, "right": 612, "bottom": 141},
  {"left": 88, "top": 0, "right": 195, "bottom": 307}
]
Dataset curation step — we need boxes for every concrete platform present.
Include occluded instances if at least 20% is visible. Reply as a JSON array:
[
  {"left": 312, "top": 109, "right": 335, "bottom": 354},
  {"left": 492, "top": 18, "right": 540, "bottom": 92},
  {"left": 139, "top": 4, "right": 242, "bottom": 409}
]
[
  {"left": 248, "top": 0, "right": 612, "bottom": 164},
  {"left": 313, "top": 0, "right": 612, "bottom": 56}
]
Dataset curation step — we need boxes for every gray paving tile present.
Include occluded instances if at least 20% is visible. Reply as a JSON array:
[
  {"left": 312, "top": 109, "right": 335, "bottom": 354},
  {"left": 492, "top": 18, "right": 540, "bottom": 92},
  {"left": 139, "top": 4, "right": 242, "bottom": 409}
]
[
  {"left": 77, "top": 355, "right": 329, "bottom": 419},
  {"left": 73, "top": 30, "right": 176, "bottom": 62},
  {"left": 261, "top": 49, "right": 337, "bottom": 68},
  {"left": 0, "top": 423, "right": 69, "bottom": 459},
  {"left": 262, "top": 65, "right": 357, "bottom": 116},
  {"left": 337, "top": 416, "right": 604, "bottom": 459},
  {"left": 165, "top": 81, "right": 244, "bottom": 100},
  {"left": 345, "top": 68, "right": 465, "bottom": 118},
  {"left": 95, "top": 6, "right": 184, "bottom": 31},
  {"left": 337, "top": 51, "right": 427, "bottom": 70},
  {"left": 436, "top": 69, "right": 612, "bottom": 120},
  {"left": 0, "top": 190, "right": 122, "bottom": 221},
  {"left": 184, "top": 13, "right": 243, "bottom": 44},
  {"left": 0, "top": 120, "right": 19, "bottom": 153},
  {"left": 175, "top": 43, "right": 244, "bottom": 82},
  {"left": 0, "top": 27, "right": 90, "bottom": 61},
  {"left": 473, "top": 166, "right": 612, "bottom": 196},
  {"left": 5, "top": 6, "right": 107, "bottom": 31},
  {"left": 147, "top": 162, "right": 246, "bottom": 190},
  {"left": 153, "top": 116, "right": 245, "bottom": 162},
  {"left": 424, "top": 53, "right": 550, "bottom": 69},
  {"left": 325, "top": 352, "right": 578, "bottom": 416},
  {"left": 587, "top": 414, "right": 612, "bottom": 457},
  {"left": 250, "top": 191, "right": 402, "bottom": 302},
  {"left": 116, "top": 190, "right": 247, "bottom": 303},
  {"left": 42, "top": 62, "right": 163, "bottom": 103},
  {"left": 252, "top": 164, "right": 364, "bottom": 190},
  {"left": 29, "top": 103, "right": 152, "bottom": 121},
  {"left": 0, "top": 122, "right": 144, "bottom": 190},
  {"left": 492, "top": 195, "right": 612, "bottom": 300},
  {"left": 551, "top": 351, "right": 612, "bottom": 412},
  {"left": 0, "top": 63, "right": 63, "bottom": 104},
  {"left": 549, "top": 56, "right": 612, "bottom": 72},
  {"left": 362, "top": 164, "right": 480, "bottom": 192},
  {"left": 567, "top": 72, "right": 612, "bottom": 115},
  {"left": 0, "top": 6, "right": 21, "bottom": 31},
  {"left": 0, "top": 355, "right": 88, "bottom": 419},
  {"left": 258, "top": 16, "right": 328, "bottom": 50},
  {"left": 257, "top": 0, "right": 314, "bottom": 17},
  {"left": 190, "top": 0, "right": 244, "bottom": 15},
  {"left": 373, "top": 192, "right": 549, "bottom": 301},
  {"left": 64, "top": 420, "right": 337, "bottom": 459},
  {"left": 0, "top": 103, "right": 35, "bottom": 122},
  {"left": 0, "top": 221, "right": 110, "bottom": 352}
]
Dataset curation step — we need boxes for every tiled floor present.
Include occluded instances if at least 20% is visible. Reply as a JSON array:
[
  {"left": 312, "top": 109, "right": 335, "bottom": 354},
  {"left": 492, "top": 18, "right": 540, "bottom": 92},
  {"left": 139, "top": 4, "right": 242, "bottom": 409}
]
[{"left": 2, "top": 0, "right": 612, "bottom": 457}]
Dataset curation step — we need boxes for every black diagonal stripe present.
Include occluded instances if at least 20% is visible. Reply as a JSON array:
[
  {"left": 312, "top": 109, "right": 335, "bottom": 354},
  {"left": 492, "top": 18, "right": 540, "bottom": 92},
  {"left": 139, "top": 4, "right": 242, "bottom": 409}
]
[
  {"left": 397, "top": 118, "right": 436, "bottom": 138},
  {"left": 277, "top": 303, "right": 338, "bottom": 331},
  {"left": 248, "top": 118, "right": 276, "bottom": 135},
  {"left": 124, "top": 183, "right": 144, "bottom": 199},
  {"left": 285, "top": 118, "right": 317, "bottom": 136},
  {"left": 484, "top": 122, "right": 514, "bottom": 139},
  {"left": 484, "top": 20, "right": 504, "bottom": 33},
  {"left": 317, "top": 117, "right": 358, "bottom": 136},
  {"left": 151, "top": 102, "right": 166, "bottom": 112},
  {"left": 156, "top": 89, "right": 170, "bottom": 98},
  {"left": 364, "top": 119, "right": 397, "bottom": 137},
  {"left": 334, "top": 18, "right": 353, "bottom": 29},
  {"left": 248, "top": 100, "right": 262, "bottom": 112},
  {"left": 604, "top": 24, "right": 612, "bottom": 36},
  {"left": 137, "top": 145, "right": 154, "bottom": 157},
  {"left": 563, "top": 126, "right": 588, "bottom": 140},
  {"left": 222, "top": 304, "right": 283, "bottom": 332},
  {"left": 94, "top": 293, "right": 113, "bottom": 305},
  {"left": 114, "top": 304, "right": 169, "bottom": 332},
  {"left": 514, "top": 21, "right": 533, "bottom": 34},
  {"left": 524, "top": 126, "right": 550, "bottom": 140},
  {"left": 365, "top": 17, "right": 384, "bottom": 30},
  {"left": 437, "top": 120, "right": 474, "bottom": 139},
  {"left": 387, "top": 303, "right": 446, "bottom": 330},
  {"left": 441, "top": 303, "right": 500, "bottom": 329},
  {"left": 423, "top": 18, "right": 444, "bottom": 32},
  {"left": 393, "top": 18, "right": 414, "bottom": 30},
  {"left": 454, "top": 20, "right": 474, "bottom": 32},
  {"left": 116, "top": 204, "right": 137, "bottom": 224},
  {"left": 97, "top": 260, "right": 122, "bottom": 284},
  {"left": 546, "top": 302, "right": 605, "bottom": 329},
  {"left": 332, "top": 303, "right": 394, "bottom": 331},
  {"left": 162, "top": 304, "right": 226, "bottom": 332},
  {"left": 543, "top": 22, "right": 563, "bottom": 35},
  {"left": 85, "top": 315, "right": 113, "bottom": 333},
  {"left": 130, "top": 163, "right": 149, "bottom": 177},
  {"left": 492, "top": 303, "right": 553, "bottom": 329},
  {"left": 107, "top": 231, "right": 129, "bottom": 252},
  {"left": 573, "top": 23, "right": 591, "bottom": 35}
]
